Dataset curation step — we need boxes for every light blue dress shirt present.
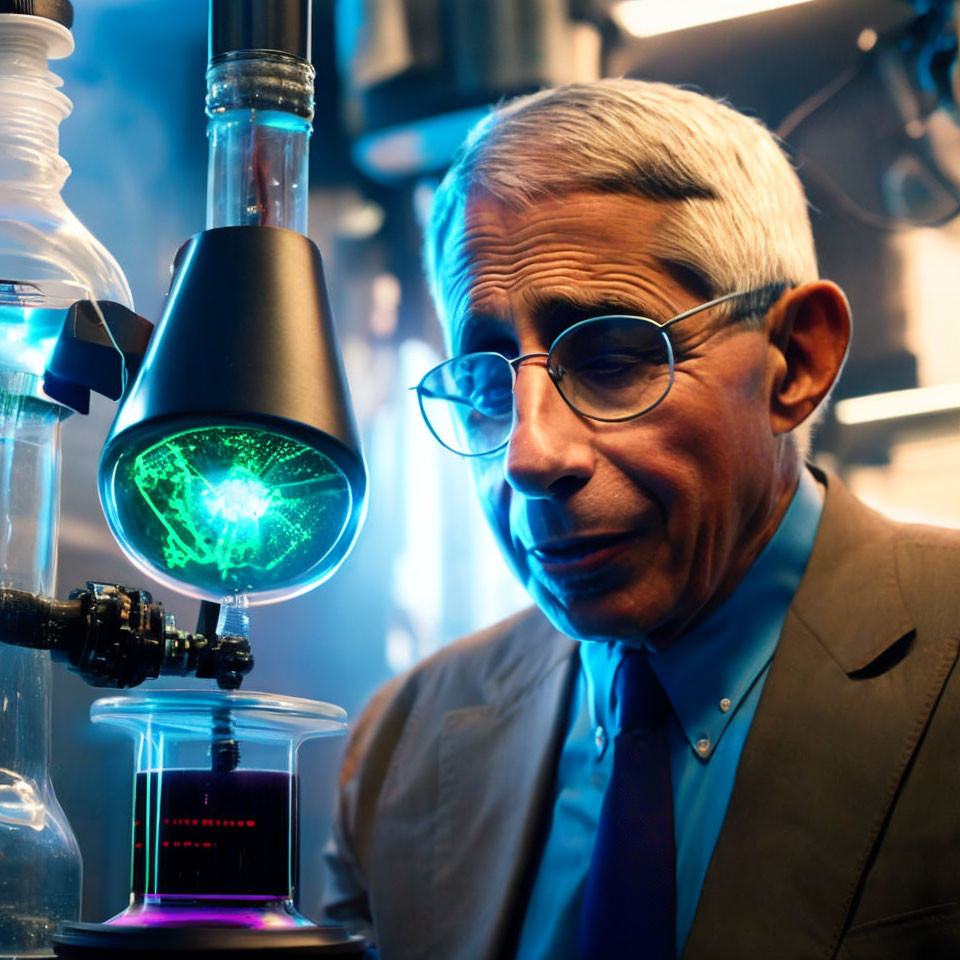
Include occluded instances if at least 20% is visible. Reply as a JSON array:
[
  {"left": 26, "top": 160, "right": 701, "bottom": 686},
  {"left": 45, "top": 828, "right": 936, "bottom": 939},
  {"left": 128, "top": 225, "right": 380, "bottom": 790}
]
[{"left": 514, "top": 470, "right": 825, "bottom": 959}]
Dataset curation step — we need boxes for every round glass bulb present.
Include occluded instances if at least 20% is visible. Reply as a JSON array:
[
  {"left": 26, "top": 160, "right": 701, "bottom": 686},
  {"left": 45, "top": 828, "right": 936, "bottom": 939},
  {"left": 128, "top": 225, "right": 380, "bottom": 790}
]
[{"left": 101, "top": 424, "right": 353, "bottom": 602}]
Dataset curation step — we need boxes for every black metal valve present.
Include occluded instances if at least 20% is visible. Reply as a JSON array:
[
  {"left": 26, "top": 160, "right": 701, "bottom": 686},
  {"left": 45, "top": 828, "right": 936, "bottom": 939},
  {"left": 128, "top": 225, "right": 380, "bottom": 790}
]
[{"left": 0, "top": 582, "right": 253, "bottom": 689}]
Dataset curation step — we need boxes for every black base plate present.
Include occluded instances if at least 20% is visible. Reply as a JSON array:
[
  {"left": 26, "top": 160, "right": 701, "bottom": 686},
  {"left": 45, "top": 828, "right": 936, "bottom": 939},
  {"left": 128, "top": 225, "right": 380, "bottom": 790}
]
[{"left": 53, "top": 921, "right": 372, "bottom": 959}]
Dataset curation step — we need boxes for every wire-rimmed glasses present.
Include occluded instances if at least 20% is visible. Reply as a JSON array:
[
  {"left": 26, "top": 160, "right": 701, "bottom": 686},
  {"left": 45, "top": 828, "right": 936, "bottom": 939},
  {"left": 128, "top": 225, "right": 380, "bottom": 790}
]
[{"left": 414, "top": 285, "right": 787, "bottom": 457}]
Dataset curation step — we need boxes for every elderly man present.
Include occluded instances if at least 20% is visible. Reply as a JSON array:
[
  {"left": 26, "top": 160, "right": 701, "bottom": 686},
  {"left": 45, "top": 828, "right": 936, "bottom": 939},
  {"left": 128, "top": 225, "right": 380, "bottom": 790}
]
[{"left": 322, "top": 79, "right": 960, "bottom": 960}]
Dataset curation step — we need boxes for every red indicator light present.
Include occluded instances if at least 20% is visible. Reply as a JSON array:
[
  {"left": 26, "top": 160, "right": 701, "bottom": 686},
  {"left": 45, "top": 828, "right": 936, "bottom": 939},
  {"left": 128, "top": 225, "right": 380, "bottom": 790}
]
[{"left": 246, "top": 820, "right": 255, "bottom": 827}]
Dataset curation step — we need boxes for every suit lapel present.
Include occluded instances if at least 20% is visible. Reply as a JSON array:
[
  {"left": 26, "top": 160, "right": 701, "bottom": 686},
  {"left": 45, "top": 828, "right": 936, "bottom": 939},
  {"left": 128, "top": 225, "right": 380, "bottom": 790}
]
[
  {"left": 430, "top": 628, "right": 578, "bottom": 960},
  {"left": 683, "top": 477, "right": 959, "bottom": 959}
]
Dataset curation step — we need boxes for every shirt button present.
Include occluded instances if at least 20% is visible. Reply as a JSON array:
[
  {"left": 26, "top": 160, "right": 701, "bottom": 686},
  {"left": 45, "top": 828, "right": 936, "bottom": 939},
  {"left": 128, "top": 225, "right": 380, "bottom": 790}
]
[
  {"left": 719, "top": 698, "right": 731, "bottom": 713},
  {"left": 594, "top": 725, "right": 607, "bottom": 758},
  {"left": 696, "top": 737, "right": 711, "bottom": 756}
]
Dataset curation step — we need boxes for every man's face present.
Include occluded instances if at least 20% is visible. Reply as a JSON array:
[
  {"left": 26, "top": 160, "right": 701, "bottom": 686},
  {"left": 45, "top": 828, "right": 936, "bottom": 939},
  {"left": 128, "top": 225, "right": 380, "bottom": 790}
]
[{"left": 438, "top": 190, "right": 793, "bottom": 646}]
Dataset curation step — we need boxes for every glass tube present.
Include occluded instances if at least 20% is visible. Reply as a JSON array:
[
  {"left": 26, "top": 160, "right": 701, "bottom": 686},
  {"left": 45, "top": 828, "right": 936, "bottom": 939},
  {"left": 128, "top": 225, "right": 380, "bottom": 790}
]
[{"left": 205, "top": 52, "right": 315, "bottom": 235}]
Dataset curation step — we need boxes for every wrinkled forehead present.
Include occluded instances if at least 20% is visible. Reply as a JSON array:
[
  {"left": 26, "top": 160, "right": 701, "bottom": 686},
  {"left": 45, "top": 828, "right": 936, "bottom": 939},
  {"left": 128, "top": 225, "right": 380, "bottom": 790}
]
[{"left": 432, "top": 190, "right": 698, "bottom": 353}]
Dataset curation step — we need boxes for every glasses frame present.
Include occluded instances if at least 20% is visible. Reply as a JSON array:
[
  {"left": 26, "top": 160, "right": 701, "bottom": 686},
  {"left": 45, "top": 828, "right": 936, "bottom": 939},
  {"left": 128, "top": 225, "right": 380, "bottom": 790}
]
[{"left": 414, "top": 285, "right": 786, "bottom": 458}]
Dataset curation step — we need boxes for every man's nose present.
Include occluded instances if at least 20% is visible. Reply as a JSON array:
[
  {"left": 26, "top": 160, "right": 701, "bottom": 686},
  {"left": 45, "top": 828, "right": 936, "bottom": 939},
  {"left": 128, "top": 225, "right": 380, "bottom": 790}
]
[{"left": 505, "top": 358, "right": 595, "bottom": 498}]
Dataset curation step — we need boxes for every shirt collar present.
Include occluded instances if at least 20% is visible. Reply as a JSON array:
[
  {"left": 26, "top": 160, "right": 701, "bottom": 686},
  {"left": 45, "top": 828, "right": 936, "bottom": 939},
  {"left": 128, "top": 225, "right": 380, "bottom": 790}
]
[{"left": 580, "top": 469, "right": 825, "bottom": 761}]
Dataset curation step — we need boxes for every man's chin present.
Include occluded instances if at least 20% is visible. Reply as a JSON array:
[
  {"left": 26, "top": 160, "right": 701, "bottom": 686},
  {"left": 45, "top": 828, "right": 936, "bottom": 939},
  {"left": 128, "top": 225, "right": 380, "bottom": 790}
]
[{"left": 530, "top": 579, "right": 666, "bottom": 644}]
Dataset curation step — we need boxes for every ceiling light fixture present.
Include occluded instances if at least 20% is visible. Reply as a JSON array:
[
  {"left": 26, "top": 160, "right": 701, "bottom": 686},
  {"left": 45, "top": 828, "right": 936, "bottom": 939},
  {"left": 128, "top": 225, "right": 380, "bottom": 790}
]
[
  {"left": 834, "top": 382, "right": 960, "bottom": 426},
  {"left": 611, "top": 0, "right": 817, "bottom": 39}
]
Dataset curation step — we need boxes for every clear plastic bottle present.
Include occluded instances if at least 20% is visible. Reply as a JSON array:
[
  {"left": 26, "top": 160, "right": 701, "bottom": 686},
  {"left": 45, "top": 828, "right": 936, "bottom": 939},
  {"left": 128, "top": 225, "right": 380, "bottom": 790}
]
[{"left": 0, "top": 6, "right": 133, "bottom": 956}]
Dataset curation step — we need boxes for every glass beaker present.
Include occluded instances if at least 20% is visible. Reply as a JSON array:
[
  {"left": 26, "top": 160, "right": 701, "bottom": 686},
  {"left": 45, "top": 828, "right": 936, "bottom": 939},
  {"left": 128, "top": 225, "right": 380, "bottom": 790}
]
[{"left": 90, "top": 690, "right": 346, "bottom": 929}]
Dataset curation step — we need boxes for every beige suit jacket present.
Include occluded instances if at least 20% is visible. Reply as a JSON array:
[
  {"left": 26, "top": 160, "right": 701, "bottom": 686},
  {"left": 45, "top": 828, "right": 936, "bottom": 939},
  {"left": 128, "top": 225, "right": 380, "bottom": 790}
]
[{"left": 323, "top": 474, "right": 960, "bottom": 959}]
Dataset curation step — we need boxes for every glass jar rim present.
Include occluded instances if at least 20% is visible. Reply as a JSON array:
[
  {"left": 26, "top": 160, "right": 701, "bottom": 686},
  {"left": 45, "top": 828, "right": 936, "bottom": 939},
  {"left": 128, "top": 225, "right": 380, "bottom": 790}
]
[{"left": 91, "top": 689, "right": 347, "bottom": 743}]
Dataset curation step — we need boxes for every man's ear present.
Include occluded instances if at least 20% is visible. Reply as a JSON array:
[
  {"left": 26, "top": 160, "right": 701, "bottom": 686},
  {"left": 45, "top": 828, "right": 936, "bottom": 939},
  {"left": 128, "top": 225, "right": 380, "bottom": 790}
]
[{"left": 766, "top": 280, "right": 851, "bottom": 435}]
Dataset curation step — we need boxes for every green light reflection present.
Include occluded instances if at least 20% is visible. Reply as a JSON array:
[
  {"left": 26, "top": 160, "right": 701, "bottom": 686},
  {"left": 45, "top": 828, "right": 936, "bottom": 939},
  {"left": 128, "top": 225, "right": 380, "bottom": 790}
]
[{"left": 111, "top": 425, "right": 351, "bottom": 597}]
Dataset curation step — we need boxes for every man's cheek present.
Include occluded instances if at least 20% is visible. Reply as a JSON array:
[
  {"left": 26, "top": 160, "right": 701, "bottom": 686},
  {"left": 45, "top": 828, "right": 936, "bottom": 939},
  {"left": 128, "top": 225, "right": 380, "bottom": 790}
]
[
  {"left": 471, "top": 468, "right": 516, "bottom": 553},
  {"left": 473, "top": 459, "right": 508, "bottom": 518}
]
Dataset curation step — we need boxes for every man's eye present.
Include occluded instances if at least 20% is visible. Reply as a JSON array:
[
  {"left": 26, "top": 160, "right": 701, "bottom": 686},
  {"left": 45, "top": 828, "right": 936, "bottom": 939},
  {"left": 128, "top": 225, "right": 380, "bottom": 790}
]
[
  {"left": 573, "top": 351, "right": 659, "bottom": 377},
  {"left": 471, "top": 384, "right": 512, "bottom": 417},
  {"left": 581, "top": 354, "right": 641, "bottom": 371}
]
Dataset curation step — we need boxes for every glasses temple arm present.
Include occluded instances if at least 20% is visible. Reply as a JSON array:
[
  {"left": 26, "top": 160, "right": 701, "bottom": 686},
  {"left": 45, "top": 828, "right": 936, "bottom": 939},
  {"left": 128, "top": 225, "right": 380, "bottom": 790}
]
[{"left": 660, "top": 282, "right": 791, "bottom": 329}]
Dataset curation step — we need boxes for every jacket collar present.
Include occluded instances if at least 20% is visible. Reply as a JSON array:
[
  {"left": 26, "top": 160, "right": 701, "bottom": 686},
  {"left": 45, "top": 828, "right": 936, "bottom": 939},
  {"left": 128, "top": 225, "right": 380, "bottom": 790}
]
[
  {"left": 429, "top": 619, "right": 578, "bottom": 960},
  {"left": 788, "top": 468, "right": 913, "bottom": 674},
  {"left": 477, "top": 606, "right": 578, "bottom": 710}
]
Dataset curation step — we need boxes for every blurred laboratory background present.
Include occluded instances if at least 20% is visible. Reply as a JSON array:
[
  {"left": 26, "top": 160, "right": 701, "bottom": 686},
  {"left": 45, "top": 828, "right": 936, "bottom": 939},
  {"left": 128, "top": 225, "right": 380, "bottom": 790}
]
[{"left": 50, "top": 0, "right": 960, "bottom": 925}]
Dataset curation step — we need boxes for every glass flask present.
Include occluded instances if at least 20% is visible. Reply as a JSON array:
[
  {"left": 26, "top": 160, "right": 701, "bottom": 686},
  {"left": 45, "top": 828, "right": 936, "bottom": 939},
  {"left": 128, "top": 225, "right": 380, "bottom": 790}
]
[
  {"left": 0, "top": 8, "right": 133, "bottom": 957},
  {"left": 91, "top": 690, "right": 347, "bottom": 929}
]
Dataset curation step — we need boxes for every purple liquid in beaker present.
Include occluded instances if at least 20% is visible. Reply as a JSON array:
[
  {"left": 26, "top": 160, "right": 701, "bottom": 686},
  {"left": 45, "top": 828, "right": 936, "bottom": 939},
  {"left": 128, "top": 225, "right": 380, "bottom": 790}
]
[{"left": 132, "top": 769, "right": 296, "bottom": 898}]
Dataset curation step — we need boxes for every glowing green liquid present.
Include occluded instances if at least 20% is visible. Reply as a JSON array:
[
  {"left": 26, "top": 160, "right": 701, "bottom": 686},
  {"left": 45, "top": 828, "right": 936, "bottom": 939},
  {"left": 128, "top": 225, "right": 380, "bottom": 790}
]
[{"left": 110, "top": 426, "right": 351, "bottom": 596}]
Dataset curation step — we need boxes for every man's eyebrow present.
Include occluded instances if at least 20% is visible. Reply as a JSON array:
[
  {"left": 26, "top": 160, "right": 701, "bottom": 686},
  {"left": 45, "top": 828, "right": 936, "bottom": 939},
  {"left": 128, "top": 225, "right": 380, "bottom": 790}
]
[
  {"left": 451, "top": 310, "right": 515, "bottom": 353},
  {"left": 527, "top": 292, "right": 667, "bottom": 340},
  {"left": 451, "top": 292, "right": 672, "bottom": 353}
]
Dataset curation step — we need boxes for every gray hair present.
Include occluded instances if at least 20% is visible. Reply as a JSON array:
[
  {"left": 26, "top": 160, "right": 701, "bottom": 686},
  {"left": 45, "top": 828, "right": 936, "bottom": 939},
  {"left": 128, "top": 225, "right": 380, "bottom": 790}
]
[{"left": 424, "top": 78, "right": 824, "bottom": 454}]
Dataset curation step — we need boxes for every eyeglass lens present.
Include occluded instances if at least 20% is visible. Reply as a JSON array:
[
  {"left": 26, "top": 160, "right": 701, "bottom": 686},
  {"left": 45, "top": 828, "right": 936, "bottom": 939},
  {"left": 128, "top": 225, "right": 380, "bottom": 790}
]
[
  {"left": 551, "top": 316, "right": 673, "bottom": 421},
  {"left": 417, "top": 317, "right": 673, "bottom": 456},
  {"left": 418, "top": 352, "right": 515, "bottom": 456}
]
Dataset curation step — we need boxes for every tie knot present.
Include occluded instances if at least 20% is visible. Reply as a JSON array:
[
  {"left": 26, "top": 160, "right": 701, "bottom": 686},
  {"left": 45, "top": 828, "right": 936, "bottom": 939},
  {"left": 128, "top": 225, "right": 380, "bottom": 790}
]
[{"left": 616, "top": 651, "right": 672, "bottom": 732}]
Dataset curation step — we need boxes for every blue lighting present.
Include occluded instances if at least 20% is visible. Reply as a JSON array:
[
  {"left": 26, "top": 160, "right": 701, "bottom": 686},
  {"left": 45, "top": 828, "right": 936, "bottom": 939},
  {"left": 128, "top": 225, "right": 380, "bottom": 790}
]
[
  {"left": 209, "top": 109, "right": 312, "bottom": 135},
  {"left": 0, "top": 304, "right": 68, "bottom": 378}
]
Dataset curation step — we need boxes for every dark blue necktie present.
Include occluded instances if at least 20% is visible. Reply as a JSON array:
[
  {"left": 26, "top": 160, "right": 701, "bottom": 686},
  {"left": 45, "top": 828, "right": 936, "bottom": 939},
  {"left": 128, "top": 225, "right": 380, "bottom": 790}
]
[{"left": 577, "top": 650, "right": 676, "bottom": 960}]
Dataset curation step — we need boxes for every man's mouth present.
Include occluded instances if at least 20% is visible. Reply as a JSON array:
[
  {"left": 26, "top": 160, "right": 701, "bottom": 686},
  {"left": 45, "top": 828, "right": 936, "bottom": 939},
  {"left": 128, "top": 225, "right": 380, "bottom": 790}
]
[{"left": 529, "top": 531, "right": 636, "bottom": 570}]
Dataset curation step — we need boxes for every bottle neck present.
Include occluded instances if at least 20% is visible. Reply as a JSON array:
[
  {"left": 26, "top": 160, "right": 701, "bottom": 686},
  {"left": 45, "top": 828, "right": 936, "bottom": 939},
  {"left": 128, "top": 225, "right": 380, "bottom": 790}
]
[
  {"left": 205, "top": 51, "right": 315, "bottom": 234},
  {"left": 0, "top": 19, "right": 72, "bottom": 190}
]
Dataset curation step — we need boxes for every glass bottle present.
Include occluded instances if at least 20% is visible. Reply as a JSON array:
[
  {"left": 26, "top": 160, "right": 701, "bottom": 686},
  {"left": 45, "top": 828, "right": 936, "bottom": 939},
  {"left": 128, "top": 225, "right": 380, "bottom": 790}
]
[{"left": 0, "top": 6, "right": 133, "bottom": 956}]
